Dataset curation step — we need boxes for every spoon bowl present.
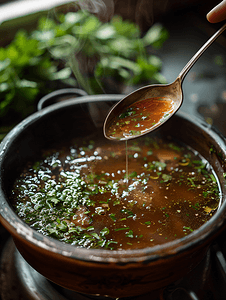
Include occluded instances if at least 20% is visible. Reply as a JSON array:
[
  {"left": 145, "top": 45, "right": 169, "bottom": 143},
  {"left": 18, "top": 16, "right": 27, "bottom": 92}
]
[
  {"left": 104, "top": 22, "right": 226, "bottom": 141},
  {"left": 104, "top": 78, "right": 182, "bottom": 140}
]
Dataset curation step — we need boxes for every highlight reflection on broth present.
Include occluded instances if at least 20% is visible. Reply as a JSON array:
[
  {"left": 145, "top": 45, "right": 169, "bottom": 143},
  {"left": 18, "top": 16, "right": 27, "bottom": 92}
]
[{"left": 12, "top": 134, "right": 220, "bottom": 250}]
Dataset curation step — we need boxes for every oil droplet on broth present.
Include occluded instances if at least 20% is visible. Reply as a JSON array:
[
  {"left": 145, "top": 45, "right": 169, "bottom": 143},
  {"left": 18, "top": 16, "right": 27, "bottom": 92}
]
[{"left": 107, "top": 97, "right": 175, "bottom": 140}]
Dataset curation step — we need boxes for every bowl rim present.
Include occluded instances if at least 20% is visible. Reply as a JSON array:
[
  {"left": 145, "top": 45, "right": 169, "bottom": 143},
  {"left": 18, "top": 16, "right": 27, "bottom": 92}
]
[{"left": 0, "top": 94, "right": 226, "bottom": 264}]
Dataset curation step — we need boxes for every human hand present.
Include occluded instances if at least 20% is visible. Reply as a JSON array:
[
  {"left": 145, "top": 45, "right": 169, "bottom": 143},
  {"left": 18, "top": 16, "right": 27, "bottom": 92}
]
[{"left": 207, "top": 0, "right": 226, "bottom": 23}]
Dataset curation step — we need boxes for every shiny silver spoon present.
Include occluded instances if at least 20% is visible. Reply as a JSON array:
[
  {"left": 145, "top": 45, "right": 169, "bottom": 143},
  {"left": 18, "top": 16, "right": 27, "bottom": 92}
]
[{"left": 104, "top": 22, "right": 226, "bottom": 141}]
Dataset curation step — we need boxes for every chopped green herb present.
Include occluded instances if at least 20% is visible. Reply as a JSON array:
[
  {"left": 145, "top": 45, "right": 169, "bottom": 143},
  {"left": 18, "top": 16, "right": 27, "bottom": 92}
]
[{"left": 12, "top": 135, "right": 220, "bottom": 251}]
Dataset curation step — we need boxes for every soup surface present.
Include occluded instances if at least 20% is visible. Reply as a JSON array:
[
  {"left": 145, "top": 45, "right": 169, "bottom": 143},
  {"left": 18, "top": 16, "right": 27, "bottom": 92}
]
[
  {"left": 12, "top": 134, "right": 220, "bottom": 250},
  {"left": 106, "top": 97, "right": 175, "bottom": 140}
]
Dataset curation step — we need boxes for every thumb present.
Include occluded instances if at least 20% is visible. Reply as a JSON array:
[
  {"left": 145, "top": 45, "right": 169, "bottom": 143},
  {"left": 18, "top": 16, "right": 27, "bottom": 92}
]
[{"left": 207, "top": 0, "right": 226, "bottom": 23}]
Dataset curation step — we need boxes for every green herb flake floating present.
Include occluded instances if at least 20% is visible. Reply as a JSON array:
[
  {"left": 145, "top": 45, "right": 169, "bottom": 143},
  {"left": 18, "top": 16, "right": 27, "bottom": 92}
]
[{"left": 12, "top": 135, "right": 220, "bottom": 250}]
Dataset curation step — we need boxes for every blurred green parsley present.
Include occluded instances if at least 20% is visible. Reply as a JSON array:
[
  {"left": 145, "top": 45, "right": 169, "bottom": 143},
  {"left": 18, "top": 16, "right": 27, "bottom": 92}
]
[{"left": 0, "top": 9, "right": 169, "bottom": 139}]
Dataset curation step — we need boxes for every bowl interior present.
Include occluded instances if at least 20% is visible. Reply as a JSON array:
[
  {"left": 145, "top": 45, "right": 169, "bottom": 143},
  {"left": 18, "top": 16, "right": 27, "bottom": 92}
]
[{"left": 1, "top": 95, "right": 226, "bottom": 260}]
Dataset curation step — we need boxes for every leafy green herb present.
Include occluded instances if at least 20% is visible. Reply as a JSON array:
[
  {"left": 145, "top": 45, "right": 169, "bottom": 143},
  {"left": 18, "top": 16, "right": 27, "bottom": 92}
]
[
  {"left": 161, "top": 174, "right": 172, "bottom": 182},
  {"left": 183, "top": 226, "right": 194, "bottom": 232},
  {"left": 146, "top": 161, "right": 166, "bottom": 171},
  {"left": 129, "top": 171, "right": 137, "bottom": 178},
  {"left": 187, "top": 177, "right": 196, "bottom": 187},
  {"left": 147, "top": 150, "right": 153, "bottom": 156},
  {"left": 126, "top": 230, "right": 134, "bottom": 238},
  {"left": 168, "top": 143, "right": 182, "bottom": 152},
  {"left": 110, "top": 213, "right": 116, "bottom": 222},
  {"left": 130, "top": 130, "right": 142, "bottom": 136},
  {"left": 129, "top": 145, "right": 142, "bottom": 152},
  {"left": 114, "top": 227, "right": 130, "bottom": 231},
  {"left": 209, "top": 174, "right": 217, "bottom": 183},
  {"left": 209, "top": 146, "right": 216, "bottom": 154},
  {"left": 0, "top": 10, "right": 168, "bottom": 139},
  {"left": 100, "top": 227, "right": 110, "bottom": 237},
  {"left": 144, "top": 221, "right": 151, "bottom": 225}
]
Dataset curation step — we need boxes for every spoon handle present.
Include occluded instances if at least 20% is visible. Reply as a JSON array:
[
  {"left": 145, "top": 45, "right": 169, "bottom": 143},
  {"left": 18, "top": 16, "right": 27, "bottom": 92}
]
[{"left": 178, "top": 22, "right": 226, "bottom": 82}]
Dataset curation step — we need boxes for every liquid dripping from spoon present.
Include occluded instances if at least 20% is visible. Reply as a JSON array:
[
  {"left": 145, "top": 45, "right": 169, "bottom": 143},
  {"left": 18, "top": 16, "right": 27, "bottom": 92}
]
[{"left": 125, "top": 140, "right": 128, "bottom": 183}]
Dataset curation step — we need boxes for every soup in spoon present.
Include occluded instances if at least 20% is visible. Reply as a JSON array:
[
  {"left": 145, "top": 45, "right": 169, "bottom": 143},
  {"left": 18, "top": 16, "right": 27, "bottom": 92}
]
[{"left": 105, "top": 97, "right": 175, "bottom": 140}]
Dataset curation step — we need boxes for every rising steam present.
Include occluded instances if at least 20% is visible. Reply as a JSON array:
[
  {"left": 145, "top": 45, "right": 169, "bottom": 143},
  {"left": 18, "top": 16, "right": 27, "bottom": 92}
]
[
  {"left": 43, "top": 0, "right": 169, "bottom": 95},
  {"left": 74, "top": 0, "right": 114, "bottom": 22}
]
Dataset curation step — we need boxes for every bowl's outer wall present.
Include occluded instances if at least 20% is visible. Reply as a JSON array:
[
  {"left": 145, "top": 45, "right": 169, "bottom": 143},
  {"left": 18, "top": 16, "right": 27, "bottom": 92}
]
[
  {"left": 11, "top": 230, "right": 209, "bottom": 297},
  {"left": 1, "top": 96, "right": 226, "bottom": 297}
]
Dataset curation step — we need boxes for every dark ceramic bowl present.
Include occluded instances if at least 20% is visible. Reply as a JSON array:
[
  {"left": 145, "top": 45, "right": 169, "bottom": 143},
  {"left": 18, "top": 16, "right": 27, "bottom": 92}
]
[{"left": 1, "top": 93, "right": 226, "bottom": 297}]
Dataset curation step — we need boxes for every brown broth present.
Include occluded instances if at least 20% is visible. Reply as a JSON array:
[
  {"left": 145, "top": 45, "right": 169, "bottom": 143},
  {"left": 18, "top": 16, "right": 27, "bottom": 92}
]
[
  {"left": 11, "top": 135, "right": 220, "bottom": 250},
  {"left": 107, "top": 97, "right": 174, "bottom": 140}
]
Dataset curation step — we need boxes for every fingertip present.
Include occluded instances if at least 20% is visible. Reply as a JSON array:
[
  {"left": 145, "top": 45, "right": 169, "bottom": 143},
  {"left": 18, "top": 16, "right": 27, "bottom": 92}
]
[
  {"left": 206, "top": 0, "right": 226, "bottom": 23},
  {"left": 206, "top": 12, "right": 214, "bottom": 23}
]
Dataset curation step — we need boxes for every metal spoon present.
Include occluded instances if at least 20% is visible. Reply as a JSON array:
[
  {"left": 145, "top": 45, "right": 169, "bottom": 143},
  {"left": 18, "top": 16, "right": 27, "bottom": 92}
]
[{"left": 103, "top": 22, "right": 226, "bottom": 141}]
